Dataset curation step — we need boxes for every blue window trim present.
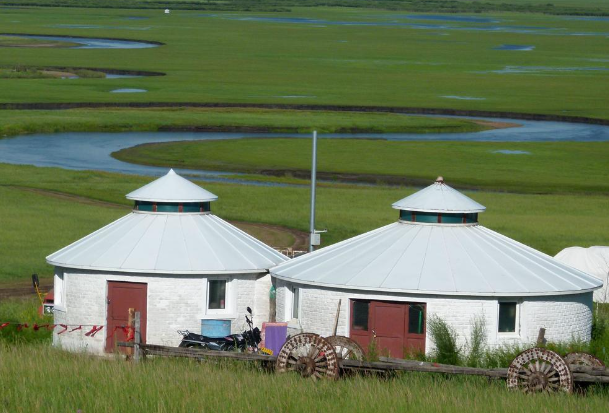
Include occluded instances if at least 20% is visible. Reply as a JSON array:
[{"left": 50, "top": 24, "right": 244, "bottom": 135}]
[
  {"left": 399, "top": 210, "right": 478, "bottom": 224},
  {"left": 134, "top": 201, "right": 211, "bottom": 213}
]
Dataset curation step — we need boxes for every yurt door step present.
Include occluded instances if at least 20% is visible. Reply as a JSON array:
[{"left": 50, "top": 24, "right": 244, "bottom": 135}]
[
  {"left": 350, "top": 300, "right": 425, "bottom": 358},
  {"left": 105, "top": 281, "right": 148, "bottom": 353}
]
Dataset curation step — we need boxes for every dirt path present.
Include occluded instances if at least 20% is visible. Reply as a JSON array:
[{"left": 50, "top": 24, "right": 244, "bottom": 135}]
[{"left": 0, "top": 280, "right": 53, "bottom": 302}]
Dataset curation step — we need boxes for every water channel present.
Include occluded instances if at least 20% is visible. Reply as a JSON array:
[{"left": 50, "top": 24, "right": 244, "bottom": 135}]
[
  {"left": 0, "top": 34, "right": 159, "bottom": 49},
  {"left": 1, "top": 116, "right": 608, "bottom": 187}
]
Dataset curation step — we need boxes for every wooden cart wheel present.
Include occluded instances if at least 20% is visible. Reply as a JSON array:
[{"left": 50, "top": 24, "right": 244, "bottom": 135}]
[
  {"left": 325, "top": 335, "right": 364, "bottom": 361},
  {"left": 507, "top": 348, "right": 573, "bottom": 393},
  {"left": 564, "top": 352, "right": 605, "bottom": 368},
  {"left": 276, "top": 333, "right": 339, "bottom": 380}
]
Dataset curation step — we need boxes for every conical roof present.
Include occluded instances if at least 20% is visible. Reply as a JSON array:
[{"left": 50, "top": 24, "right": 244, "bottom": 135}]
[
  {"left": 47, "top": 169, "right": 287, "bottom": 273},
  {"left": 47, "top": 213, "right": 287, "bottom": 274},
  {"left": 126, "top": 169, "right": 218, "bottom": 203},
  {"left": 271, "top": 223, "right": 602, "bottom": 297},
  {"left": 392, "top": 177, "right": 485, "bottom": 213}
]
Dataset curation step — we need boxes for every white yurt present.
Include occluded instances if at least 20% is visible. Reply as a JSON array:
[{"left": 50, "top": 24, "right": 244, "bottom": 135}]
[
  {"left": 270, "top": 177, "right": 602, "bottom": 357},
  {"left": 47, "top": 169, "right": 287, "bottom": 354},
  {"left": 555, "top": 246, "right": 609, "bottom": 303}
]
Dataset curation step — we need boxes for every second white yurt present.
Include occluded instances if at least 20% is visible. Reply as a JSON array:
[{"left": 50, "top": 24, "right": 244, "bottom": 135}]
[{"left": 271, "top": 177, "right": 602, "bottom": 357}]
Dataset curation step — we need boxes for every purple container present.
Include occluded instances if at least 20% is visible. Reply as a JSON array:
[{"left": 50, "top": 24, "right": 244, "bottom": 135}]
[{"left": 262, "top": 323, "right": 288, "bottom": 355}]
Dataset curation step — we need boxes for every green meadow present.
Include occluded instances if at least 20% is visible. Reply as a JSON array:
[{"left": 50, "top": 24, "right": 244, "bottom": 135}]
[
  {"left": 1, "top": 163, "right": 608, "bottom": 283},
  {"left": 113, "top": 139, "right": 609, "bottom": 195},
  {"left": 0, "top": 2, "right": 608, "bottom": 408},
  {"left": 0, "top": 6, "right": 607, "bottom": 120},
  {"left": 0, "top": 107, "right": 486, "bottom": 137},
  {"left": 0, "top": 343, "right": 608, "bottom": 413}
]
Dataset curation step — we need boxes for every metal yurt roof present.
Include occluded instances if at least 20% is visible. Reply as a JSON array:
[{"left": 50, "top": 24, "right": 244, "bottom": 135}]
[
  {"left": 126, "top": 169, "right": 218, "bottom": 203},
  {"left": 271, "top": 179, "right": 601, "bottom": 297},
  {"left": 47, "top": 170, "right": 287, "bottom": 274},
  {"left": 392, "top": 177, "right": 486, "bottom": 213},
  {"left": 555, "top": 246, "right": 609, "bottom": 302}
]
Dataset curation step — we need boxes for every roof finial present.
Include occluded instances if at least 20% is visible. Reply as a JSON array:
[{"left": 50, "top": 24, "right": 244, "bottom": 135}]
[{"left": 436, "top": 176, "right": 444, "bottom": 184}]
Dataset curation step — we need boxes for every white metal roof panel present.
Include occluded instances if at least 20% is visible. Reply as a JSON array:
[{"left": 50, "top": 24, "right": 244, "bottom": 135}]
[
  {"left": 126, "top": 169, "right": 218, "bottom": 203},
  {"left": 47, "top": 212, "right": 287, "bottom": 274},
  {"left": 392, "top": 179, "right": 486, "bottom": 213},
  {"left": 555, "top": 246, "right": 609, "bottom": 302},
  {"left": 271, "top": 222, "right": 602, "bottom": 297}
]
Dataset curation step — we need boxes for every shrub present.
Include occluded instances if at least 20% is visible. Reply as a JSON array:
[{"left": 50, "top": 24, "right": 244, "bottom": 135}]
[
  {"left": 465, "top": 315, "right": 487, "bottom": 368},
  {"left": 427, "top": 315, "right": 461, "bottom": 365}
]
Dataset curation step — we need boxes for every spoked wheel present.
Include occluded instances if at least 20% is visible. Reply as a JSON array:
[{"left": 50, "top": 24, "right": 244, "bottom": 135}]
[
  {"left": 325, "top": 335, "right": 364, "bottom": 361},
  {"left": 275, "top": 333, "right": 339, "bottom": 380},
  {"left": 564, "top": 352, "right": 605, "bottom": 368},
  {"left": 507, "top": 348, "right": 573, "bottom": 393}
]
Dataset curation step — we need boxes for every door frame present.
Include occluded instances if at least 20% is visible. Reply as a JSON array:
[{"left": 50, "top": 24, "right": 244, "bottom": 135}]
[
  {"left": 105, "top": 281, "right": 148, "bottom": 353},
  {"left": 348, "top": 299, "right": 427, "bottom": 356}
]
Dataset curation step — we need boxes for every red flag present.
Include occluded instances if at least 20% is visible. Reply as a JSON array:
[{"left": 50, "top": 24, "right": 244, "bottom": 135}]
[
  {"left": 0, "top": 322, "right": 9, "bottom": 330},
  {"left": 69, "top": 326, "right": 82, "bottom": 333},
  {"left": 57, "top": 324, "right": 68, "bottom": 335},
  {"left": 85, "top": 326, "right": 104, "bottom": 337}
]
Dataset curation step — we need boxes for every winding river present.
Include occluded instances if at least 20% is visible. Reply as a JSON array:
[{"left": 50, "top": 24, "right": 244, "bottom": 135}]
[{"left": 1, "top": 116, "right": 608, "bottom": 186}]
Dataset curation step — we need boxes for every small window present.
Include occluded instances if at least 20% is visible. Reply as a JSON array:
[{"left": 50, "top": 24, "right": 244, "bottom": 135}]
[
  {"left": 408, "top": 304, "right": 425, "bottom": 334},
  {"left": 498, "top": 302, "right": 517, "bottom": 333},
  {"left": 208, "top": 280, "right": 226, "bottom": 310},
  {"left": 352, "top": 301, "right": 369, "bottom": 331},
  {"left": 291, "top": 287, "right": 300, "bottom": 319}
]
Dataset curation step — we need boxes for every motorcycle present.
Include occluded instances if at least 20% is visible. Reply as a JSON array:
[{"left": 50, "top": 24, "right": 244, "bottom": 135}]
[{"left": 178, "top": 307, "right": 263, "bottom": 353}]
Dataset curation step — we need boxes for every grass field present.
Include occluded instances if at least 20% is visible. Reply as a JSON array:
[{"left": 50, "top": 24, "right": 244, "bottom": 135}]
[
  {"left": 0, "top": 342, "right": 607, "bottom": 413},
  {"left": 1, "top": 163, "right": 608, "bottom": 283},
  {"left": 113, "top": 138, "right": 609, "bottom": 195},
  {"left": 3, "top": 0, "right": 609, "bottom": 14},
  {"left": 0, "top": 2, "right": 607, "bottom": 409},
  {"left": 0, "top": 7, "right": 608, "bottom": 120},
  {"left": 0, "top": 108, "right": 487, "bottom": 137}
]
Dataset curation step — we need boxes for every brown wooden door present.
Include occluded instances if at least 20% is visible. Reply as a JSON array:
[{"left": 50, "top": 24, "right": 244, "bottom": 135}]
[
  {"left": 105, "top": 281, "right": 147, "bottom": 353},
  {"left": 350, "top": 300, "right": 426, "bottom": 358}
]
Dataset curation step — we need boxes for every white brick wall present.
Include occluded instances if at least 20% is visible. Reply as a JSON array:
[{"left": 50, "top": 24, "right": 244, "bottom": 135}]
[
  {"left": 53, "top": 267, "right": 271, "bottom": 354},
  {"left": 275, "top": 279, "right": 594, "bottom": 353}
]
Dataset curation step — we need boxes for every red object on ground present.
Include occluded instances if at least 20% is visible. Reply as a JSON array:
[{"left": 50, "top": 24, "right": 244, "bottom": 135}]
[{"left": 38, "top": 289, "right": 55, "bottom": 316}]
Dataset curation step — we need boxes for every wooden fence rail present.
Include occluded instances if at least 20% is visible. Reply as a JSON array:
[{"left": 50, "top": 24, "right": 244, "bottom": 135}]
[{"left": 118, "top": 343, "right": 609, "bottom": 384}]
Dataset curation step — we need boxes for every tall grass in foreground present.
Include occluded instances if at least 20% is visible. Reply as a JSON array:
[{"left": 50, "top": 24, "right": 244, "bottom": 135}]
[{"left": 0, "top": 343, "right": 607, "bottom": 413}]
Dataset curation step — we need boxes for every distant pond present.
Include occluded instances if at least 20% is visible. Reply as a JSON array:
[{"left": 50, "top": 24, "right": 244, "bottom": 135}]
[{"left": 0, "top": 34, "right": 160, "bottom": 49}]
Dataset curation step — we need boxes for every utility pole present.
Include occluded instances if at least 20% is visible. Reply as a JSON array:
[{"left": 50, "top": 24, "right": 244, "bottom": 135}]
[
  {"left": 309, "top": 131, "right": 318, "bottom": 253},
  {"left": 308, "top": 130, "right": 327, "bottom": 253}
]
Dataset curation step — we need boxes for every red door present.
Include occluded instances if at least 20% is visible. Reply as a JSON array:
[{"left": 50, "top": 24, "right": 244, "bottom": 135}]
[
  {"left": 105, "top": 281, "right": 147, "bottom": 353},
  {"left": 350, "top": 300, "right": 426, "bottom": 358},
  {"left": 373, "top": 302, "right": 407, "bottom": 358}
]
